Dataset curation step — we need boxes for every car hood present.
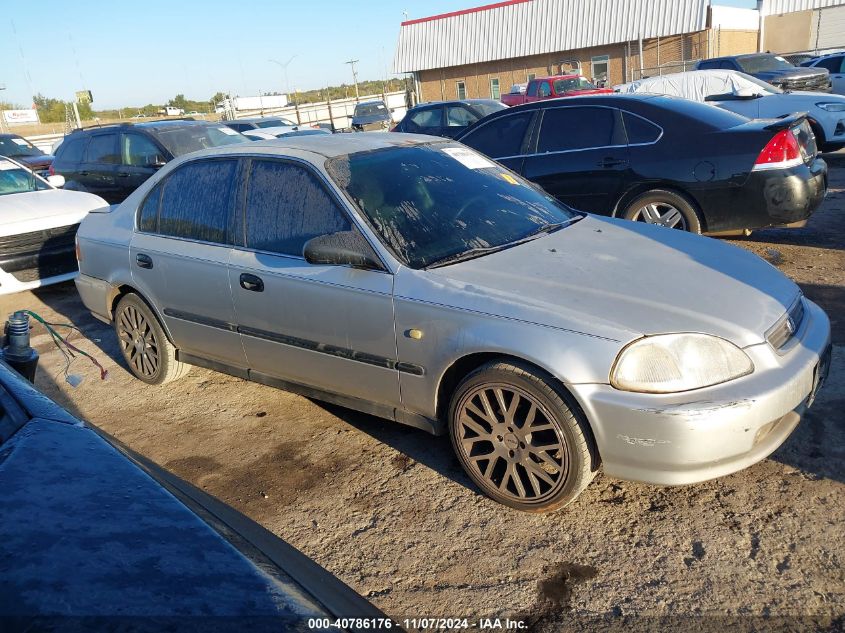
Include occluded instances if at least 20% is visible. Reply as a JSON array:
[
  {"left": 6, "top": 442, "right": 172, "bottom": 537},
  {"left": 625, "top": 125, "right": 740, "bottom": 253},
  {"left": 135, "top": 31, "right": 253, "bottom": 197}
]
[
  {"left": 14, "top": 155, "right": 53, "bottom": 169},
  {"left": 753, "top": 67, "right": 827, "bottom": 81},
  {"left": 423, "top": 216, "right": 798, "bottom": 347},
  {"left": 353, "top": 113, "right": 391, "bottom": 124},
  {"left": 0, "top": 189, "right": 108, "bottom": 236}
]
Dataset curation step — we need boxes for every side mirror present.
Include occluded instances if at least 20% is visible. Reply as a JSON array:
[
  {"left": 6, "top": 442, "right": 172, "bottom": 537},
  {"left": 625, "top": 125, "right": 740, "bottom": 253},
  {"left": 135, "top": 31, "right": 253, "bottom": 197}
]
[
  {"left": 148, "top": 154, "right": 167, "bottom": 168},
  {"left": 47, "top": 174, "right": 65, "bottom": 188},
  {"left": 303, "top": 231, "right": 382, "bottom": 270}
]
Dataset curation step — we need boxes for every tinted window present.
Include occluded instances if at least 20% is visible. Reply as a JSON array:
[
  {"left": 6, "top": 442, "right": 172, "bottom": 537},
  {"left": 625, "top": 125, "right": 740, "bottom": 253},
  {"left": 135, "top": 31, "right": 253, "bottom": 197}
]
[
  {"left": 158, "top": 160, "right": 237, "bottom": 243},
  {"left": 527, "top": 82, "right": 539, "bottom": 97},
  {"left": 0, "top": 136, "right": 43, "bottom": 158},
  {"left": 0, "top": 164, "right": 50, "bottom": 196},
  {"left": 446, "top": 106, "right": 476, "bottom": 127},
  {"left": 815, "top": 56, "right": 844, "bottom": 72},
  {"left": 537, "top": 107, "right": 622, "bottom": 153},
  {"left": 226, "top": 123, "right": 250, "bottom": 132},
  {"left": 538, "top": 82, "right": 552, "bottom": 97},
  {"left": 326, "top": 143, "right": 578, "bottom": 270},
  {"left": 122, "top": 133, "right": 162, "bottom": 166},
  {"left": 737, "top": 55, "right": 794, "bottom": 73},
  {"left": 138, "top": 184, "right": 161, "bottom": 232},
  {"left": 85, "top": 134, "right": 119, "bottom": 164},
  {"left": 697, "top": 59, "right": 720, "bottom": 70},
  {"left": 720, "top": 60, "right": 737, "bottom": 70},
  {"left": 460, "top": 112, "right": 532, "bottom": 158},
  {"left": 244, "top": 160, "right": 350, "bottom": 256},
  {"left": 56, "top": 137, "right": 87, "bottom": 163},
  {"left": 408, "top": 108, "right": 442, "bottom": 129},
  {"left": 622, "top": 112, "right": 661, "bottom": 144}
]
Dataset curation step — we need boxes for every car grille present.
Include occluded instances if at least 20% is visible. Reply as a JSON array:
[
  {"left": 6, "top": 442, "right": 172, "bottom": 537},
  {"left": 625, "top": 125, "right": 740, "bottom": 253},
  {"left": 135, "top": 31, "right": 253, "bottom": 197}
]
[
  {"left": 0, "top": 224, "right": 79, "bottom": 257},
  {"left": 766, "top": 296, "right": 806, "bottom": 350},
  {"left": 781, "top": 74, "right": 831, "bottom": 92}
]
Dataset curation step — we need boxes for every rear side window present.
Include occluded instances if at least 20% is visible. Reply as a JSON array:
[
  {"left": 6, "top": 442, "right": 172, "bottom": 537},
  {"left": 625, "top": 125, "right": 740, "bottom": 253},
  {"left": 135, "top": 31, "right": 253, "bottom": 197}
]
[
  {"left": 122, "top": 133, "right": 162, "bottom": 166},
  {"left": 622, "top": 112, "right": 662, "bottom": 144},
  {"left": 460, "top": 112, "right": 532, "bottom": 158},
  {"left": 697, "top": 59, "right": 720, "bottom": 70},
  {"left": 537, "top": 107, "right": 623, "bottom": 153},
  {"left": 408, "top": 108, "right": 442, "bottom": 129},
  {"left": 158, "top": 159, "right": 237, "bottom": 244},
  {"left": 56, "top": 137, "right": 87, "bottom": 163},
  {"left": 244, "top": 160, "right": 351, "bottom": 257},
  {"left": 446, "top": 106, "right": 477, "bottom": 127},
  {"left": 814, "top": 56, "right": 845, "bottom": 73},
  {"left": 85, "top": 134, "right": 119, "bottom": 164},
  {"left": 138, "top": 184, "right": 161, "bottom": 232}
]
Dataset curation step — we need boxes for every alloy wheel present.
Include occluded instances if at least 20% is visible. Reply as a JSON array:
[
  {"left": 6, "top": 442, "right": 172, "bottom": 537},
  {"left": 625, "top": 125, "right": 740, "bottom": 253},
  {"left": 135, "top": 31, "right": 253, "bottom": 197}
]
[
  {"left": 117, "top": 304, "right": 160, "bottom": 378},
  {"left": 455, "top": 384, "right": 568, "bottom": 503},
  {"left": 632, "top": 202, "right": 688, "bottom": 229}
]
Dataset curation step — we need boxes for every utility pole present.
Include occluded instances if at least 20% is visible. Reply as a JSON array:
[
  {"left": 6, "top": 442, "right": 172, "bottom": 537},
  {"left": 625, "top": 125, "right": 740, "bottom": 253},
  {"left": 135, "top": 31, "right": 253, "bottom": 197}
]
[
  {"left": 0, "top": 83, "right": 6, "bottom": 133},
  {"left": 269, "top": 56, "right": 297, "bottom": 106},
  {"left": 346, "top": 59, "right": 360, "bottom": 102}
]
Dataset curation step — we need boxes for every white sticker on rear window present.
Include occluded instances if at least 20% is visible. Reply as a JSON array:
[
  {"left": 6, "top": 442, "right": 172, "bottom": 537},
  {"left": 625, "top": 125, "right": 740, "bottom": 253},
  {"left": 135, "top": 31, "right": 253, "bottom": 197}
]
[
  {"left": 219, "top": 127, "right": 239, "bottom": 135},
  {"left": 441, "top": 147, "right": 497, "bottom": 169},
  {"left": 11, "top": 138, "right": 29, "bottom": 146}
]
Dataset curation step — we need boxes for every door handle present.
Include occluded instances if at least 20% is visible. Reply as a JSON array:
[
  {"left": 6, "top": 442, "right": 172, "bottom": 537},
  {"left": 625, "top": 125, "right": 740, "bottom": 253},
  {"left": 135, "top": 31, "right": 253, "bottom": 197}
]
[
  {"left": 117, "top": 172, "right": 131, "bottom": 178},
  {"left": 135, "top": 253, "right": 153, "bottom": 269},
  {"left": 239, "top": 273, "right": 264, "bottom": 292},
  {"left": 596, "top": 157, "right": 628, "bottom": 168}
]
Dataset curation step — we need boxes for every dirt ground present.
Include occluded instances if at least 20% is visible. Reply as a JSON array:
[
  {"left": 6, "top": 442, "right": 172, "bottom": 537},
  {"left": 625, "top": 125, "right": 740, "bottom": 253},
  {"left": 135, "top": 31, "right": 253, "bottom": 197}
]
[{"left": 2, "top": 152, "right": 844, "bottom": 633}]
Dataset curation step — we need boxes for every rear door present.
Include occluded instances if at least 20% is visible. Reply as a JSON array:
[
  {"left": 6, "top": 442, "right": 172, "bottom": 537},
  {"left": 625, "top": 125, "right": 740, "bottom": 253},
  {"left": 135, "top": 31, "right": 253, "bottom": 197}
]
[
  {"left": 457, "top": 110, "right": 535, "bottom": 173},
  {"left": 520, "top": 106, "right": 629, "bottom": 214},
  {"left": 52, "top": 135, "right": 90, "bottom": 189},
  {"left": 130, "top": 158, "right": 246, "bottom": 368},
  {"left": 229, "top": 158, "right": 400, "bottom": 408},
  {"left": 79, "top": 132, "right": 121, "bottom": 202},
  {"left": 118, "top": 132, "right": 166, "bottom": 200},
  {"left": 402, "top": 105, "right": 445, "bottom": 136}
]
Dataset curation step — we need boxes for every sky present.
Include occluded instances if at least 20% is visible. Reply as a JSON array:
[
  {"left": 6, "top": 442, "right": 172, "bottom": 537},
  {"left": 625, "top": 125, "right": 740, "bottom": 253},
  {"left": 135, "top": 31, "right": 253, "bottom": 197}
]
[{"left": 0, "top": 0, "right": 757, "bottom": 110}]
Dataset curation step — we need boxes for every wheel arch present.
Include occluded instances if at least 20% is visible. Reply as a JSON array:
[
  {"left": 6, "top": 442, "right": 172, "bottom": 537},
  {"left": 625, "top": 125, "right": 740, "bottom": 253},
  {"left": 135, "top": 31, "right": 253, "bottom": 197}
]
[
  {"left": 110, "top": 284, "right": 178, "bottom": 346},
  {"left": 434, "top": 351, "right": 600, "bottom": 468},
  {"left": 611, "top": 183, "right": 707, "bottom": 232}
]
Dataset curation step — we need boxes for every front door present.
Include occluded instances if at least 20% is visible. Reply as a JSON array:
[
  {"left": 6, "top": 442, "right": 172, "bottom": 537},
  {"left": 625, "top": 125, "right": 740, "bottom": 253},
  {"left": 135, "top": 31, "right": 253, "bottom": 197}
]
[
  {"left": 229, "top": 158, "right": 400, "bottom": 409},
  {"left": 130, "top": 158, "right": 246, "bottom": 368},
  {"left": 521, "top": 106, "right": 630, "bottom": 214}
]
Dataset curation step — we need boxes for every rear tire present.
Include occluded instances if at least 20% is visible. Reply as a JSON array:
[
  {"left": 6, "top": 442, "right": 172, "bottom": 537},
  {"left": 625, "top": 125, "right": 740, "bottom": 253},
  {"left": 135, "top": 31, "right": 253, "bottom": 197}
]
[
  {"left": 448, "top": 360, "right": 597, "bottom": 512},
  {"left": 622, "top": 189, "right": 702, "bottom": 234},
  {"left": 114, "top": 293, "right": 189, "bottom": 385}
]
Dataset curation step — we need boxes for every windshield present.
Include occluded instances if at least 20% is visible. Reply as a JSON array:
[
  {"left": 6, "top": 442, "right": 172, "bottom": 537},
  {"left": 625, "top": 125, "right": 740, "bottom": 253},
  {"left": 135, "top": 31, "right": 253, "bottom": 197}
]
[
  {"left": 153, "top": 125, "right": 247, "bottom": 156},
  {"left": 0, "top": 136, "right": 45, "bottom": 158},
  {"left": 0, "top": 163, "right": 50, "bottom": 196},
  {"left": 554, "top": 77, "right": 597, "bottom": 92},
  {"left": 255, "top": 118, "right": 296, "bottom": 128},
  {"left": 326, "top": 143, "right": 578, "bottom": 269},
  {"left": 354, "top": 103, "right": 387, "bottom": 117},
  {"left": 737, "top": 55, "right": 795, "bottom": 74}
]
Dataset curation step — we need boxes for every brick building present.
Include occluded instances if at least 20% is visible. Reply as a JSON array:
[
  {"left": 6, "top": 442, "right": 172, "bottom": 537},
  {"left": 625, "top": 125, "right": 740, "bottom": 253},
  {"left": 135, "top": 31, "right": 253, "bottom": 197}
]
[{"left": 393, "top": 0, "right": 759, "bottom": 102}]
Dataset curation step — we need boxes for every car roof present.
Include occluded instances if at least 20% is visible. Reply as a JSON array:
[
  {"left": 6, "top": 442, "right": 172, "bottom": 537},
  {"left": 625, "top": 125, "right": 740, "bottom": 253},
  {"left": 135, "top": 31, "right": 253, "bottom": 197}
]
[
  {"left": 502, "top": 93, "right": 660, "bottom": 113},
  {"left": 355, "top": 100, "right": 386, "bottom": 106},
  {"left": 180, "top": 132, "right": 436, "bottom": 161},
  {"left": 69, "top": 120, "right": 221, "bottom": 135},
  {"left": 0, "top": 133, "right": 24, "bottom": 140},
  {"left": 231, "top": 116, "right": 292, "bottom": 123},
  {"left": 415, "top": 99, "right": 501, "bottom": 108}
]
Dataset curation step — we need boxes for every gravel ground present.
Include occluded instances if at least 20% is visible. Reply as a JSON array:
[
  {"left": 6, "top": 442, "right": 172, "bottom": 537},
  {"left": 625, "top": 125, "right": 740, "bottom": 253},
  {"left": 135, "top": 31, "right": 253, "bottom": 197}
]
[{"left": 1, "top": 152, "right": 843, "bottom": 633}]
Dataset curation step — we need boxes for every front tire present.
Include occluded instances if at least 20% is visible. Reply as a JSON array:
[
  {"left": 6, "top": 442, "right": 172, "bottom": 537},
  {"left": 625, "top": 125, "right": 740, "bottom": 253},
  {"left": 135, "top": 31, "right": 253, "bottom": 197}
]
[
  {"left": 114, "top": 293, "right": 189, "bottom": 384},
  {"left": 622, "top": 189, "right": 702, "bottom": 233},
  {"left": 448, "top": 361, "right": 597, "bottom": 512}
]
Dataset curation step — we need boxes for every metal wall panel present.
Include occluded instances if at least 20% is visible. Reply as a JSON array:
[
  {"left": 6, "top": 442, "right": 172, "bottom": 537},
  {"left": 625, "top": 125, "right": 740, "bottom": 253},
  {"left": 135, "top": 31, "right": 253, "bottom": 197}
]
[
  {"left": 393, "top": 0, "right": 709, "bottom": 73},
  {"left": 760, "top": 0, "right": 845, "bottom": 16},
  {"left": 816, "top": 4, "right": 845, "bottom": 46}
]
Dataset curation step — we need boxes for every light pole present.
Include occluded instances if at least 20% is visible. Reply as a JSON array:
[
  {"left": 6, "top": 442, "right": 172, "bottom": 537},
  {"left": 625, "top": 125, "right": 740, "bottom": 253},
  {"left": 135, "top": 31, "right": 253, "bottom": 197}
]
[
  {"left": 345, "top": 59, "right": 360, "bottom": 102},
  {"left": 268, "top": 56, "right": 297, "bottom": 105}
]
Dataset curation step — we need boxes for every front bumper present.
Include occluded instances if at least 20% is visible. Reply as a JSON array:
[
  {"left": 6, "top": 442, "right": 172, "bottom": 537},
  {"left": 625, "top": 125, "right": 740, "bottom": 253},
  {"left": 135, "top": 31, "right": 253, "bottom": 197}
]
[{"left": 570, "top": 299, "right": 831, "bottom": 486}]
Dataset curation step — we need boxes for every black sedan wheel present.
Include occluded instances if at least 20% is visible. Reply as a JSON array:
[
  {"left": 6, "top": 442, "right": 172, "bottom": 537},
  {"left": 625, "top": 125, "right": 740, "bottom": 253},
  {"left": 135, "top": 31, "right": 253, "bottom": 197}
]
[
  {"left": 449, "top": 361, "right": 596, "bottom": 512},
  {"left": 114, "top": 293, "right": 189, "bottom": 385},
  {"left": 623, "top": 190, "right": 702, "bottom": 234}
]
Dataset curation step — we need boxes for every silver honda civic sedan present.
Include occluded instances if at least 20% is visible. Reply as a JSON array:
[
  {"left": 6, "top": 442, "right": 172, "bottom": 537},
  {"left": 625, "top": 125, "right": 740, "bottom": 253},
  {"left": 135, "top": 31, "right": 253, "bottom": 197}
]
[{"left": 74, "top": 134, "right": 832, "bottom": 512}]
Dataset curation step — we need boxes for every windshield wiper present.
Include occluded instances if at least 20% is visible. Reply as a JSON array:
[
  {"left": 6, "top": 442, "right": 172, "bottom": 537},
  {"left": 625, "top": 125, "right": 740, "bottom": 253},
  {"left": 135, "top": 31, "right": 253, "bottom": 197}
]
[{"left": 425, "top": 216, "right": 583, "bottom": 269}]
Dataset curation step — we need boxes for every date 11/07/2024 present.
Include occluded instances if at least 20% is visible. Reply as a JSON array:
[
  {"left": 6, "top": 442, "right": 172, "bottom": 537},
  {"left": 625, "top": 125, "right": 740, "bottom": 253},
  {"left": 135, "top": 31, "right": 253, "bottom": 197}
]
[{"left": 307, "top": 617, "right": 528, "bottom": 630}]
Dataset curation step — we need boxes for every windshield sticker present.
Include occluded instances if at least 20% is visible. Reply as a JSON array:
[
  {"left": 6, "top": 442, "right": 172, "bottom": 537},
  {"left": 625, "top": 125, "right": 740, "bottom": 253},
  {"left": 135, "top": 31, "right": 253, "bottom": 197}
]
[
  {"left": 11, "top": 138, "right": 30, "bottom": 146},
  {"left": 500, "top": 173, "right": 519, "bottom": 185},
  {"left": 441, "top": 147, "right": 497, "bottom": 170},
  {"left": 219, "top": 127, "right": 239, "bottom": 135}
]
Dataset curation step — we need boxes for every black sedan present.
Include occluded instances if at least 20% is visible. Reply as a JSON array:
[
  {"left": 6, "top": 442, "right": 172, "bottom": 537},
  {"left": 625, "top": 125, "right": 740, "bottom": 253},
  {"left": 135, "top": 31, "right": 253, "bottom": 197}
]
[
  {"left": 392, "top": 99, "right": 507, "bottom": 138},
  {"left": 455, "top": 94, "right": 828, "bottom": 233}
]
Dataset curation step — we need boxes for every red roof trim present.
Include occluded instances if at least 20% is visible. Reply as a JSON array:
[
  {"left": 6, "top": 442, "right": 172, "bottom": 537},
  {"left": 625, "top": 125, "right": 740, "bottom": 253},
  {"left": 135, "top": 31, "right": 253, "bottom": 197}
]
[{"left": 401, "top": 0, "right": 532, "bottom": 26}]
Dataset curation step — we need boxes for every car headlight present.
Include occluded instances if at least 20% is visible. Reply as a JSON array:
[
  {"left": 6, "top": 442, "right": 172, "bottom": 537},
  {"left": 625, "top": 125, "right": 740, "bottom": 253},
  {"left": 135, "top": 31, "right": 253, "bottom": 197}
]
[
  {"left": 611, "top": 333, "right": 753, "bottom": 394},
  {"left": 816, "top": 102, "right": 845, "bottom": 112}
]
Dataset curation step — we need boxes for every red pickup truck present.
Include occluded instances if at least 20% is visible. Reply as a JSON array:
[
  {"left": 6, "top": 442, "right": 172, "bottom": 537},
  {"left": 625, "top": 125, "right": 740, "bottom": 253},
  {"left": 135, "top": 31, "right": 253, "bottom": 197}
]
[{"left": 500, "top": 74, "right": 614, "bottom": 106}]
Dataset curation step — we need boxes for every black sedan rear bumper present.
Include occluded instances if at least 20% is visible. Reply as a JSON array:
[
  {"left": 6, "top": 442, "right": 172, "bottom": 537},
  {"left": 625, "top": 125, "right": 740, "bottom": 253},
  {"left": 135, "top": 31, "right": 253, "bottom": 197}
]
[{"left": 701, "top": 157, "right": 827, "bottom": 232}]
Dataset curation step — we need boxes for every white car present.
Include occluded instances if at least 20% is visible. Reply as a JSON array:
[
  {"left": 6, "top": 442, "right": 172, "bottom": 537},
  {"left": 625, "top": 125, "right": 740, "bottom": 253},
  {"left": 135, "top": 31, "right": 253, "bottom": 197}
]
[
  {"left": 0, "top": 157, "right": 107, "bottom": 294},
  {"left": 616, "top": 69, "right": 845, "bottom": 152}
]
